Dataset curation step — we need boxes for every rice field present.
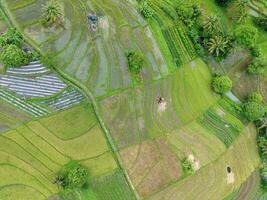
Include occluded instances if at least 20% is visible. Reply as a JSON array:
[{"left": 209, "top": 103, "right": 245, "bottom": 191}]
[
  {"left": 2, "top": 0, "right": 174, "bottom": 97},
  {"left": 100, "top": 59, "right": 218, "bottom": 149},
  {"left": 147, "top": 124, "right": 260, "bottom": 200},
  {"left": 0, "top": 102, "right": 124, "bottom": 199},
  {"left": 0, "top": 0, "right": 264, "bottom": 199}
]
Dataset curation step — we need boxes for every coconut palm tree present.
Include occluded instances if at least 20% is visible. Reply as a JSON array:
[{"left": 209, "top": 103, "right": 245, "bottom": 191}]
[
  {"left": 42, "top": 0, "right": 62, "bottom": 24},
  {"left": 203, "top": 15, "right": 222, "bottom": 36},
  {"left": 207, "top": 35, "right": 231, "bottom": 57}
]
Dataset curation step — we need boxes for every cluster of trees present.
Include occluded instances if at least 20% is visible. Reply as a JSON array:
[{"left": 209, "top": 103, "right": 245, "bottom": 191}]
[
  {"left": 54, "top": 160, "right": 88, "bottom": 190},
  {"left": 0, "top": 28, "right": 34, "bottom": 67},
  {"left": 212, "top": 75, "right": 232, "bottom": 94},
  {"left": 233, "top": 24, "right": 267, "bottom": 75},
  {"left": 41, "top": 0, "right": 63, "bottom": 26}
]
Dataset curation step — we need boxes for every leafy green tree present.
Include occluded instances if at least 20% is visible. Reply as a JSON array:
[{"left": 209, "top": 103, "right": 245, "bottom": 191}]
[
  {"left": 126, "top": 51, "right": 144, "bottom": 73},
  {"left": 243, "top": 101, "right": 265, "bottom": 121},
  {"left": 212, "top": 75, "right": 232, "bottom": 94},
  {"left": 182, "top": 158, "right": 194, "bottom": 175},
  {"left": 234, "top": 25, "right": 258, "bottom": 48},
  {"left": 139, "top": 1, "right": 154, "bottom": 19},
  {"left": 207, "top": 35, "right": 232, "bottom": 57},
  {"left": 0, "top": 44, "right": 29, "bottom": 67},
  {"left": 248, "top": 92, "right": 263, "bottom": 103},
  {"left": 42, "top": 0, "right": 62, "bottom": 25},
  {"left": 0, "top": 28, "right": 23, "bottom": 48}
]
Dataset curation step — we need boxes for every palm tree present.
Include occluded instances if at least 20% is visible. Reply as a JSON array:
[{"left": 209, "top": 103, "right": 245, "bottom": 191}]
[
  {"left": 203, "top": 15, "right": 222, "bottom": 36},
  {"left": 42, "top": 0, "right": 62, "bottom": 24},
  {"left": 207, "top": 35, "right": 231, "bottom": 57}
]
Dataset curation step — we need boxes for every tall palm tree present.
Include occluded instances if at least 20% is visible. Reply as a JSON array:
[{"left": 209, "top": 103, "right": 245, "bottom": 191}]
[
  {"left": 203, "top": 15, "right": 222, "bottom": 36},
  {"left": 42, "top": 0, "right": 62, "bottom": 24},
  {"left": 207, "top": 35, "right": 231, "bottom": 57}
]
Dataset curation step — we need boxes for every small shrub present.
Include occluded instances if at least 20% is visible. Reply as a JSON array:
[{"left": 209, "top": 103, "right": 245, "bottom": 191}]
[
  {"left": 215, "top": 0, "right": 233, "bottom": 6},
  {"left": 212, "top": 75, "right": 232, "bottom": 94},
  {"left": 250, "top": 46, "right": 262, "bottom": 57},
  {"left": 0, "top": 44, "right": 29, "bottom": 67},
  {"left": 243, "top": 101, "right": 265, "bottom": 121},
  {"left": 126, "top": 50, "right": 144, "bottom": 73},
  {"left": 248, "top": 92, "right": 263, "bottom": 103},
  {"left": 254, "top": 16, "right": 267, "bottom": 31},
  {"left": 182, "top": 158, "right": 194, "bottom": 175},
  {"left": 247, "top": 57, "right": 266, "bottom": 75}
]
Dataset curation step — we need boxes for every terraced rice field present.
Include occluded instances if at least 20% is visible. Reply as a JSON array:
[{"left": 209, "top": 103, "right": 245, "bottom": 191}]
[
  {"left": 0, "top": 99, "right": 31, "bottom": 132},
  {"left": 2, "top": 0, "right": 174, "bottom": 97},
  {"left": 0, "top": 102, "right": 136, "bottom": 199},
  {"left": 147, "top": 124, "right": 260, "bottom": 200},
  {"left": 100, "top": 59, "right": 218, "bottom": 149},
  {"left": 0, "top": 61, "right": 67, "bottom": 98},
  {"left": 0, "top": 0, "right": 264, "bottom": 199}
]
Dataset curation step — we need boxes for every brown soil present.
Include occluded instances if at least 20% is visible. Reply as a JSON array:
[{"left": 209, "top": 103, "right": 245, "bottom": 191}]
[{"left": 120, "top": 138, "right": 182, "bottom": 198}]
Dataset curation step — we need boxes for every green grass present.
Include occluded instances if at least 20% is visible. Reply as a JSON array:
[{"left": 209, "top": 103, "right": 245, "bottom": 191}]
[
  {"left": 199, "top": 105, "right": 244, "bottom": 147},
  {"left": 172, "top": 58, "right": 219, "bottom": 123},
  {"left": 148, "top": 124, "right": 260, "bottom": 200},
  {"left": 0, "top": 105, "right": 119, "bottom": 199},
  {"left": 39, "top": 102, "right": 97, "bottom": 140},
  {"left": 90, "top": 170, "right": 136, "bottom": 200},
  {"left": 0, "top": 100, "right": 31, "bottom": 133}
]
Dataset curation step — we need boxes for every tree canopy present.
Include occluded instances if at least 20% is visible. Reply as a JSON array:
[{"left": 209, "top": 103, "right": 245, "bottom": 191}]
[
  {"left": 212, "top": 75, "right": 232, "bottom": 94},
  {"left": 234, "top": 25, "right": 258, "bottom": 48},
  {"left": 243, "top": 101, "right": 265, "bottom": 121},
  {"left": 0, "top": 28, "right": 23, "bottom": 48},
  {"left": 0, "top": 45, "right": 29, "bottom": 67}
]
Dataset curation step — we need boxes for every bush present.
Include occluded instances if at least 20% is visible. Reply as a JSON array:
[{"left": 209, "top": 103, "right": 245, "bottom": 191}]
[
  {"left": 247, "top": 57, "right": 266, "bottom": 75},
  {"left": 0, "top": 44, "right": 29, "bottom": 67},
  {"left": 243, "top": 101, "right": 265, "bottom": 121},
  {"left": 182, "top": 158, "right": 194, "bottom": 175},
  {"left": 139, "top": 1, "right": 154, "bottom": 19},
  {"left": 56, "top": 160, "right": 88, "bottom": 189},
  {"left": 126, "top": 51, "right": 144, "bottom": 73},
  {"left": 255, "top": 16, "right": 267, "bottom": 31},
  {"left": 212, "top": 75, "right": 232, "bottom": 94},
  {"left": 234, "top": 25, "right": 258, "bottom": 48},
  {"left": 0, "top": 28, "right": 23, "bottom": 48},
  {"left": 248, "top": 92, "right": 263, "bottom": 103}
]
